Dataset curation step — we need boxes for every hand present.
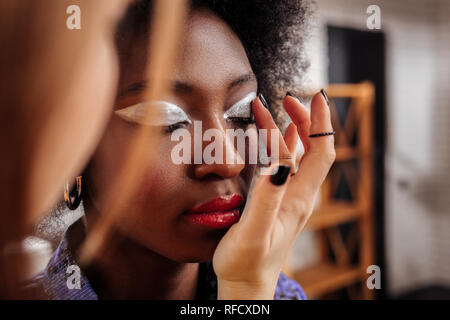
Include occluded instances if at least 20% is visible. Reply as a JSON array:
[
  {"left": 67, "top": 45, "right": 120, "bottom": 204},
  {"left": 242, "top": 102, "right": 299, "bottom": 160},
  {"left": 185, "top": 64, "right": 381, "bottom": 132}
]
[{"left": 213, "top": 91, "right": 336, "bottom": 299}]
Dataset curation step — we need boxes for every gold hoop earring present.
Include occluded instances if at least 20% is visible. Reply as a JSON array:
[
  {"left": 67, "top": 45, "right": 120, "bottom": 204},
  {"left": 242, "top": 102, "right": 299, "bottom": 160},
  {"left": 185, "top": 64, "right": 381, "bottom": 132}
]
[{"left": 64, "top": 176, "right": 82, "bottom": 210}]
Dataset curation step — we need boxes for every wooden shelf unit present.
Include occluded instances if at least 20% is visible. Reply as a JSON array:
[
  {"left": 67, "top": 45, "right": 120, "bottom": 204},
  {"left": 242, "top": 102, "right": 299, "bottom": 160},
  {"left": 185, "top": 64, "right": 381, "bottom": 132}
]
[
  {"left": 294, "top": 263, "right": 361, "bottom": 299},
  {"left": 291, "top": 82, "right": 376, "bottom": 299},
  {"left": 307, "top": 201, "right": 362, "bottom": 230}
]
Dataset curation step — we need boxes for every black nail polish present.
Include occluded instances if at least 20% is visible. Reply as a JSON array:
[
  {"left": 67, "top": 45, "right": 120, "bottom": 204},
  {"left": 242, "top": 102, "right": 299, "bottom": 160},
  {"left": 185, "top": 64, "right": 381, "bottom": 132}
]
[
  {"left": 320, "top": 88, "right": 329, "bottom": 106},
  {"left": 286, "top": 91, "right": 300, "bottom": 101},
  {"left": 270, "top": 165, "right": 291, "bottom": 186},
  {"left": 258, "top": 93, "right": 269, "bottom": 110}
]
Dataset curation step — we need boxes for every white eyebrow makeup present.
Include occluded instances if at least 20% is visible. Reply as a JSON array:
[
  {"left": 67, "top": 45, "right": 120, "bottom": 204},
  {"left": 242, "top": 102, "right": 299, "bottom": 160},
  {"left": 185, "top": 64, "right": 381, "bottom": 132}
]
[
  {"left": 223, "top": 92, "right": 257, "bottom": 119},
  {"left": 114, "top": 101, "right": 191, "bottom": 126}
]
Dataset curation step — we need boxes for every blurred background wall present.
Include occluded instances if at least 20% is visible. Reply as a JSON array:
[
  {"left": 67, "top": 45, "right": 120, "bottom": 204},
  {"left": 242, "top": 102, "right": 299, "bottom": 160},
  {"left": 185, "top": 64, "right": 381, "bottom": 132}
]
[
  {"left": 290, "top": 0, "right": 450, "bottom": 299},
  {"left": 26, "top": 0, "right": 450, "bottom": 300}
]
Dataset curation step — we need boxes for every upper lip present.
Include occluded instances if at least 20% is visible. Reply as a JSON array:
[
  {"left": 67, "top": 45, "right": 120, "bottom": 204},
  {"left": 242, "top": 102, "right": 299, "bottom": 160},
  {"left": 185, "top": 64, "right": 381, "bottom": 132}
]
[{"left": 185, "top": 194, "right": 244, "bottom": 214}]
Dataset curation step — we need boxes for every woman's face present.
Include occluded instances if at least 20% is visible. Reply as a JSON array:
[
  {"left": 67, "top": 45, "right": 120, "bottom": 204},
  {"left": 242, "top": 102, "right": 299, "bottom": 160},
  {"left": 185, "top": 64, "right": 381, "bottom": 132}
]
[{"left": 86, "top": 9, "right": 258, "bottom": 262}]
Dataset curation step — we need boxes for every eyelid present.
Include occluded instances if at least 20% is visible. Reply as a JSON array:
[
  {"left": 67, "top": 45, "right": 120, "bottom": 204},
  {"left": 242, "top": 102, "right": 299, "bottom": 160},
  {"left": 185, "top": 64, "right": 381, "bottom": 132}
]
[
  {"left": 114, "top": 101, "right": 192, "bottom": 126},
  {"left": 223, "top": 92, "right": 257, "bottom": 119}
]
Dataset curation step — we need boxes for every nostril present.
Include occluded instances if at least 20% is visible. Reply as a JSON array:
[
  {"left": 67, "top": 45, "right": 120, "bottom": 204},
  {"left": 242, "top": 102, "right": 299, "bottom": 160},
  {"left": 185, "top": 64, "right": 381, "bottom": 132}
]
[
  {"left": 195, "top": 172, "right": 223, "bottom": 182},
  {"left": 193, "top": 162, "right": 245, "bottom": 180}
]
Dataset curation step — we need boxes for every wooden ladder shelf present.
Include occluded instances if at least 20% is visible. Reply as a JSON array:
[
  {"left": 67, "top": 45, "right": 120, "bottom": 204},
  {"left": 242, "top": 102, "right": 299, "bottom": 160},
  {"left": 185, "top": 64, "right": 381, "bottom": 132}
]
[{"left": 290, "top": 82, "right": 376, "bottom": 299}]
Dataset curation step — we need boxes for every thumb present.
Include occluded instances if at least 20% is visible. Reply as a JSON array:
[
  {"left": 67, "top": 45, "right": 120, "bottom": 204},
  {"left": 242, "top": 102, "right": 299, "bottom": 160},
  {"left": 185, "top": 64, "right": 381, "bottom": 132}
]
[{"left": 238, "top": 163, "right": 292, "bottom": 239}]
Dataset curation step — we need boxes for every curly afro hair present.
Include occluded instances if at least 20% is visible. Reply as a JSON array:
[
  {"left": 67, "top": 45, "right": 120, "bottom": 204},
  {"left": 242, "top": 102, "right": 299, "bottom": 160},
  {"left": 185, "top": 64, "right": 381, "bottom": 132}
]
[{"left": 116, "top": 0, "right": 314, "bottom": 127}]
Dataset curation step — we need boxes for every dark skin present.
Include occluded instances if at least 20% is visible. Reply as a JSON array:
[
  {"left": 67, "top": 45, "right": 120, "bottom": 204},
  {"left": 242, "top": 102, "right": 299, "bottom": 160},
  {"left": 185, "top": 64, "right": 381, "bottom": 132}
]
[{"left": 82, "top": 9, "right": 258, "bottom": 299}]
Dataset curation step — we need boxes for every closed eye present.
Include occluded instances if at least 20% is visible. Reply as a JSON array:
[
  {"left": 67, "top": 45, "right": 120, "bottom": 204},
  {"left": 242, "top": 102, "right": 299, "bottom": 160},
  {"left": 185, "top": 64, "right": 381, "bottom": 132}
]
[
  {"left": 114, "top": 101, "right": 192, "bottom": 129},
  {"left": 227, "top": 116, "right": 256, "bottom": 125},
  {"left": 165, "top": 120, "right": 191, "bottom": 133},
  {"left": 223, "top": 92, "right": 257, "bottom": 123}
]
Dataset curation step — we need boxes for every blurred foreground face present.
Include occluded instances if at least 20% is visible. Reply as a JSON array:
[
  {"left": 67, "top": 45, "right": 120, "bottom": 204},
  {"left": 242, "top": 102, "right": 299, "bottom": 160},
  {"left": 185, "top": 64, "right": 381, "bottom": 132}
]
[
  {"left": 86, "top": 9, "right": 259, "bottom": 262},
  {"left": 23, "top": 0, "right": 129, "bottom": 223}
]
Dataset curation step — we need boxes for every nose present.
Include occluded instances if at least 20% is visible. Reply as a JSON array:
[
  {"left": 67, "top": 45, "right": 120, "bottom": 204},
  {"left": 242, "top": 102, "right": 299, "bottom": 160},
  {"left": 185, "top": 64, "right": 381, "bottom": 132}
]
[
  {"left": 193, "top": 122, "right": 245, "bottom": 180},
  {"left": 194, "top": 161, "right": 245, "bottom": 180}
]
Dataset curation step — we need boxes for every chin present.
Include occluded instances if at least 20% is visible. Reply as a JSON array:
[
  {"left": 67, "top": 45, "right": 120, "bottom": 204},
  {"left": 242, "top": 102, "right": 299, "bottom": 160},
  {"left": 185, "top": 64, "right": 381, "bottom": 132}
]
[{"left": 165, "top": 239, "right": 220, "bottom": 263}]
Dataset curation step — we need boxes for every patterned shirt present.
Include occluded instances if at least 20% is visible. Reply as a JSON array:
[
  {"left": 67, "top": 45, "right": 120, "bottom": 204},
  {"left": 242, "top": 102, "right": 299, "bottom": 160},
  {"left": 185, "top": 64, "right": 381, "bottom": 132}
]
[{"left": 24, "top": 218, "right": 306, "bottom": 300}]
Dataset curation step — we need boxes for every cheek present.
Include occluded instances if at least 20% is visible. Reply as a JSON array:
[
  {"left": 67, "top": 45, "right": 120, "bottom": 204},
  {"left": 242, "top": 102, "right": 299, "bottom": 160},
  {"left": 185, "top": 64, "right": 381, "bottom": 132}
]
[
  {"left": 88, "top": 123, "right": 187, "bottom": 212},
  {"left": 138, "top": 141, "right": 188, "bottom": 207},
  {"left": 108, "top": 138, "right": 190, "bottom": 252},
  {"left": 240, "top": 164, "right": 256, "bottom": 195}
]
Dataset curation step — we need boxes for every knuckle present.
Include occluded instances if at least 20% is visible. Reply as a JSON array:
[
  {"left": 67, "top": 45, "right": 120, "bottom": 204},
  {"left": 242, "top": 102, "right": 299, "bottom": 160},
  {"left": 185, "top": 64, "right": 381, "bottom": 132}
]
[
  {"left": 325, "top": 149, "right": 336, "bottom": 164},
  {"left": 283, "top": 201, "right": 299, "bottom": 215},
  {"left": 309, "top": 145, "right": 336, "bottom": 165},
  {"left": 292, "top": 199, "right": 308, "bottom": 214},
  {"left": 282, "top": 199, "right": 309, "bottom": 223}
]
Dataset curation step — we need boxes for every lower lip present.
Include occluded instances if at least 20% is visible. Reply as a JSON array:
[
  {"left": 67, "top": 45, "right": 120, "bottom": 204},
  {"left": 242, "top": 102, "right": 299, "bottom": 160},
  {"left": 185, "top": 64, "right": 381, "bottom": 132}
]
[{"left": 182, "top": 209, "right": 240, "bottom": 229}]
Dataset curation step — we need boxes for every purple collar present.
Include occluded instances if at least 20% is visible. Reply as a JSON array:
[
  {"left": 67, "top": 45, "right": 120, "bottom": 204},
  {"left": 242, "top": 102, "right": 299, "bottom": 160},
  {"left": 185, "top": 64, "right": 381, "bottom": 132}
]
[{"left": 32, "top": 218, "right": 306, "bottom": 300}]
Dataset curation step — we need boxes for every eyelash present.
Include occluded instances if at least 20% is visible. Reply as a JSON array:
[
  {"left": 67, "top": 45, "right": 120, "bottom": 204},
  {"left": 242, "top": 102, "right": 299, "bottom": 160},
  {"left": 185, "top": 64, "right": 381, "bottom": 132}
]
[
  {"left": 227, "top": 117, "right": 256, "bottom": 125},
  {"left": 165, "top": 121, "right": 191, "bottom": 134},
  {"left": 164, "top": 117, "right": 255, "bottom": 134}
]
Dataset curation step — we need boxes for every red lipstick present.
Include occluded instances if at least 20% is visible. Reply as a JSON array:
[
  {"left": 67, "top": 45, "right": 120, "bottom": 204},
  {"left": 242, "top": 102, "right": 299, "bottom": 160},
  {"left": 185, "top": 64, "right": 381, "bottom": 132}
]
[{"left": 182, "top": 194, "right": 243, "bottom": 229}]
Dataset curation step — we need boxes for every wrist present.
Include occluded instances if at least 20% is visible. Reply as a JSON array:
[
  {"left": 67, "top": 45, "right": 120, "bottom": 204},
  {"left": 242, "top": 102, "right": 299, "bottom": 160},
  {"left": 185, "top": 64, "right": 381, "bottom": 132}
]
[{"left": 217, "top": 278, "right": 276, "bottom": 300}]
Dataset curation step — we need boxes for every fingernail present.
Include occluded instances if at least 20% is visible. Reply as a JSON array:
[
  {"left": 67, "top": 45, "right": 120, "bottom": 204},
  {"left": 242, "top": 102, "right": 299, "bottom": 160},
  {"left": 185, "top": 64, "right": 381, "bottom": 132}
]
[
  {"left": 286, "top": 91, "right": 300, "bottom": 101},
  {"left": 258, "top": 93, "right": 269, "bottom": 110},
  {"left": 320, "top": 88, "right": 329, "bottom": 106},
  {"left": 270, "top": 165, "right": 291, "bottom": 186}
]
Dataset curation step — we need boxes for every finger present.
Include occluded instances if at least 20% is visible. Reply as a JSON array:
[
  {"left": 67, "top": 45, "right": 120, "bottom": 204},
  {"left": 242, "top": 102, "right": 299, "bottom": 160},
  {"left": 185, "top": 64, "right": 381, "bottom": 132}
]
[
  {"left": 283, "top": 94, "right": 311, "bottom": 153},
  {"left": 308, "top": 90, "right": 335, "bottom": 154},
  {"left": 238, "top": 163, "right": 292, "bottom": 239},
  {"left": 283, "top": 122, "right": 298, "bottom": 156},
  {"left": 252, "top": 94, "right": 291, "bottom": 161},
  {"left": 288, "top": 90, "right": 336, "bottom": 200}
]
